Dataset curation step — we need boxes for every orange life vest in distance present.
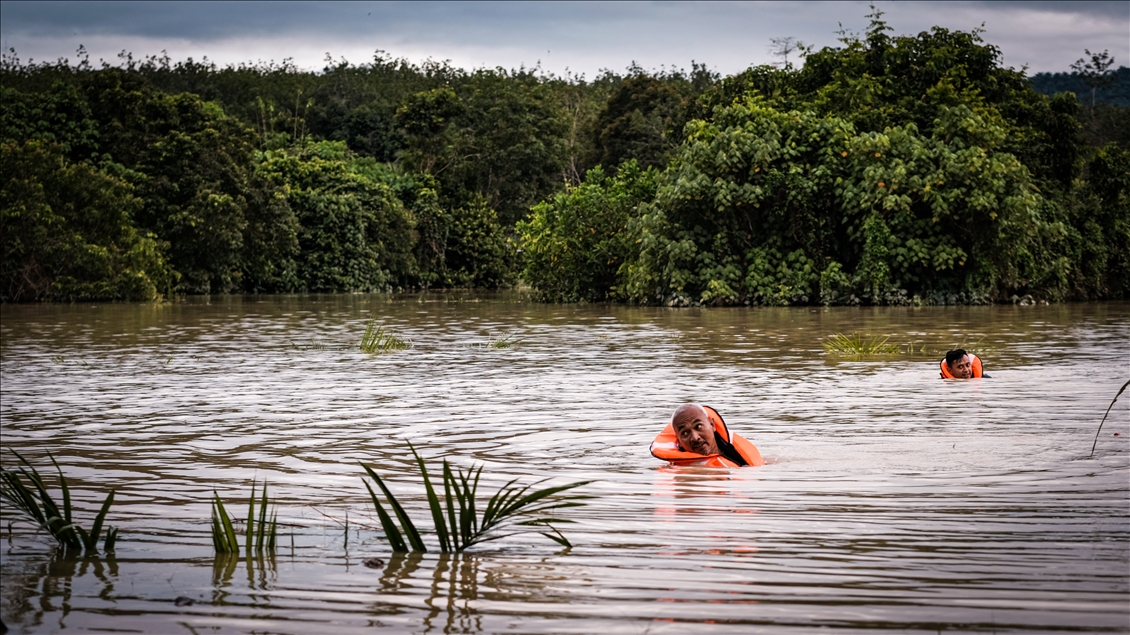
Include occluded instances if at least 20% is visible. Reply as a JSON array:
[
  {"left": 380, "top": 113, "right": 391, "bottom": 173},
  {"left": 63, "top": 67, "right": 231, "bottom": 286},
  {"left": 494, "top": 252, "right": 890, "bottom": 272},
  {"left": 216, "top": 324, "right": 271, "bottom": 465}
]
[
  {"left": 650, "top": 405, "right": 765, "bottom": 467},
  {"left": 939, "top": 354, "right": 984, "bottom": 378}
]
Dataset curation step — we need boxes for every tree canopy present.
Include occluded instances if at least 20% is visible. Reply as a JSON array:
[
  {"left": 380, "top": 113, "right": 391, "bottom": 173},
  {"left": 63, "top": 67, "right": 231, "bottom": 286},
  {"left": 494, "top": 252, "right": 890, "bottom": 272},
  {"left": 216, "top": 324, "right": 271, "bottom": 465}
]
[{"left": 1, "top": 12, "right": 1126, "bottom": 304}]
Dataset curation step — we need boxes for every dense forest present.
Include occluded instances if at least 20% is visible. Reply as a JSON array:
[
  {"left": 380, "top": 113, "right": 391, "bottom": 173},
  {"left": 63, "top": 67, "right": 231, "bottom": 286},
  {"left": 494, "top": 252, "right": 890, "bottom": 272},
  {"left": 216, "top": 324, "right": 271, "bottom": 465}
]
[{"left": 2, "top": 13, "right": 1127, "bottom": 304}]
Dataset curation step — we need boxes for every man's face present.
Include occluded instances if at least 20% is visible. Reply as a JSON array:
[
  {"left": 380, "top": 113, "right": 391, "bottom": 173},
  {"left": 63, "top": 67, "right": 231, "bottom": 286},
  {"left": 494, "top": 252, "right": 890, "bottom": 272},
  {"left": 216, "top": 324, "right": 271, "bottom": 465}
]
[
  {"left": 673, "top": 410, "right": 719, "bottom": 455},
  {"left": 948, "top": 354, "right": 973, "bottom": 378}
]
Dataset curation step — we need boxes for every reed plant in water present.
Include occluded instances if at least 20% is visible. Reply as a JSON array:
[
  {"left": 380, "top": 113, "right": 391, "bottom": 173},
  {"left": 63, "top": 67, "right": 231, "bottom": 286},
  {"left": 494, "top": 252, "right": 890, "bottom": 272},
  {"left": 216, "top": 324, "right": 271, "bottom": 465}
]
[
  {"left": 360, "top": 319, "right": 411, "bottom": 354},
  {"left": 823, "top": 333, "right": 900, "bottom": 355},
  {"left": 211, "top": 481, "right": 277, "bottom": 554},
  {"left": 486, "top": 332, "right": 520, "bottom": 349},
  {"left": 1090, "top": 378, "right": 1130, "bottom": 457},
  {"left": 360, "top": 444, "right": 589, "bottom": 552},
  {"left": 0, "top": 450, "right": 118, "bottom": 555}
]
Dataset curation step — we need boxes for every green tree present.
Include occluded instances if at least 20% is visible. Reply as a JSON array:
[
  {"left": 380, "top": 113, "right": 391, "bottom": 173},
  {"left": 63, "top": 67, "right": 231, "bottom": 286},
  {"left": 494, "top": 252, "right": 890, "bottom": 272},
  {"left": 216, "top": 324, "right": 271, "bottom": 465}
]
[
  {"left": 590, "top": 74, "right": 688, "bottom": 171},
  {"left": 1, "top": 141, "right": 175, "bottom": 301},
  {"left": 255, "top": 141, "right": 415, "bottom": 291},
  {"left": 520, "top": 160, "right": 658, "bottom": 302}
]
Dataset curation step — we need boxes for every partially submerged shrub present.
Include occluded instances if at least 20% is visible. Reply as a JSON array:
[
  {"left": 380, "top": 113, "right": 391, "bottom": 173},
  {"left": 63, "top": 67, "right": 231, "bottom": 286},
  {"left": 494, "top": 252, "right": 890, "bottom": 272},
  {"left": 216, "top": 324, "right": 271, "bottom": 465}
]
[
  {"left": 0, "top": 450, "right": 118, "bottom": 555},
  {"left": 361, "top": 444, "right": 588, "bottom": 552}
]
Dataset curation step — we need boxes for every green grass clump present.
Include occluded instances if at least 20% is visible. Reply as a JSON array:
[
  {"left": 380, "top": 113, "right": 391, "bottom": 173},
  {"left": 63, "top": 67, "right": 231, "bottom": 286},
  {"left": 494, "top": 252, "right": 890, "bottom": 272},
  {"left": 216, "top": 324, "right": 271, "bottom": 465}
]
[
  {"left": 823, "top": 333, "right": 900, "bottom": 355},
  {"left": 211, "top": 480, "right": 277, "bottom": 554},
  {"left": 0, "top": 450, "right": 118, "bottom": 555},
  {"left": 486, "top": 332, "right": 520, "bottom": 349},
  {"left": 361, "top": 444, "right": 588, "bottom": 552},
  {"left": 360, "top": 319, "right": 412, "bottom": 354}
]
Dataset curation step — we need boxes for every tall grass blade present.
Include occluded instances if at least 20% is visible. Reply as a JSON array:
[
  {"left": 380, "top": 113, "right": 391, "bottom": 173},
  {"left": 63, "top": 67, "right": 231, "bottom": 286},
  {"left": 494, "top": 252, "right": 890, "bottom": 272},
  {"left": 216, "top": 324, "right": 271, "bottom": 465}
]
[
  {"left": 1090, "top": 378, "right": 1130, "bottom": 457},
  {"left": 48, "top": 454, "right": 72, "bottom": 526},
  {"left": 361, "top": 463, "right": 425, "bottom": 552},
  {"left": 442, "top": 461, "right": 459, "bottom": 552},
  {"left": 256, "top": 482, "right": 269, "bottom": 553},
  {"left": 245, "top": 480, "right": 257, "bottom": 557},
  {"left": 268, "top": 511, "right": 277, "bottom": 550},
  {"left": 86, "top": 490, "right": 116, "bottom": 553},
  {"left": 409, "top": 443, "right": 450, "bottom": 552},
  {"left": 212, "top": 491, "right": 240, "bottom": 553},
  {"left": 362, "top": 478, "right": 408, "bottom": 552}
]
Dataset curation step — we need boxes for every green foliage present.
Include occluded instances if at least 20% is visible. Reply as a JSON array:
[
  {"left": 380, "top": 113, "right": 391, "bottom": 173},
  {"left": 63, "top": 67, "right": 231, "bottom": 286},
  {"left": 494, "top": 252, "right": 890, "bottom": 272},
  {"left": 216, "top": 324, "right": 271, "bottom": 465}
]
[
  {"left": 360, "top": 444, "right": 588, "bottom": 552},
  {"left": 519, "top": 161, "right": 658, "bottom": 302},
  {"left": 255, "top": 141, "right": 415, "bottom": 291},
  {"left": 400, "top": 71, "right": 569, "bottom": 225},
  {"left": 1071, "top": 144, "right": 1130, "bottom": 298},
  {"left": 591, "top": 74, "right": 688, "bottom": 170},
  {"left": 1, "top": 141, "right": 176, "bottom": 301},
  {"left": 210, "top": 481, "right": 277, "bottom": 555},
  {"left": 359, "top": 319, "right": 412, "bottom": 353},
  {"left": 0, "top": 450, "right": 118, "bottom": 555},
  {"left": 523, "top": 15, "right": 1126, "bottom": 305},
  {"left": 2, "top": 24, "right": 1124, "bottom": 304},
  {"left": 443, "top": 196, "right": 516, "bottom": 288}
]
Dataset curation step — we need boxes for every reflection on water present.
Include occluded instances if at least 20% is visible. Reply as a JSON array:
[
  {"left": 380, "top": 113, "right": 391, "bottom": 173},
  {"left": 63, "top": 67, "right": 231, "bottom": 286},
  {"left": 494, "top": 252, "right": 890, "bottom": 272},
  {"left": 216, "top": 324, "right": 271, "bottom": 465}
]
[{"left": 1, "top": 293, "right": 1128, "bottom": 633}]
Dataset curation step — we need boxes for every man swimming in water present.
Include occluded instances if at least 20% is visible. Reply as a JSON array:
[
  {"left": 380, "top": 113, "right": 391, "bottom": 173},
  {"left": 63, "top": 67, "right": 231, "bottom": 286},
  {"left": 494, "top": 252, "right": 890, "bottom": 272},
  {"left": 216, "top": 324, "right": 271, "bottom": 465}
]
[
  {"left": 940, "top": 349, "right": 990, "bottom": 378},
  {"left": 650, "top": 403, "right": 764, "bottom": 467}
]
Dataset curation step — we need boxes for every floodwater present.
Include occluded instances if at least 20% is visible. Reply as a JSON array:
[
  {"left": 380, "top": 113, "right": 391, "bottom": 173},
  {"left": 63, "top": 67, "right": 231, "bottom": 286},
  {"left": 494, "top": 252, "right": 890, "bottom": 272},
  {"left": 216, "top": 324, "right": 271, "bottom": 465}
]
[{"left": 1, "top": 294, "right": 1127, "bottom": 634}]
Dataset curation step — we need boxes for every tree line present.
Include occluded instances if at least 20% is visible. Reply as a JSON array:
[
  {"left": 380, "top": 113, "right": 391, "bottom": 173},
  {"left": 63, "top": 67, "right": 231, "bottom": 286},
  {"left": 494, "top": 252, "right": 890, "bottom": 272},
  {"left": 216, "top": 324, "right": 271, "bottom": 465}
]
[{"left": 2, "top": 13, "right": 1127, "bottom": 304}]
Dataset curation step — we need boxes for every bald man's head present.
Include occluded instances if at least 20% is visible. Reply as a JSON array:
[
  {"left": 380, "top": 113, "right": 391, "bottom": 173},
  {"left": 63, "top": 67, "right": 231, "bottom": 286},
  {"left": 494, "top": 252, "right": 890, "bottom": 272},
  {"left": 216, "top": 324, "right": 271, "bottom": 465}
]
[{"left": 671, "top": 403, "right": 718, "bottom": 455}]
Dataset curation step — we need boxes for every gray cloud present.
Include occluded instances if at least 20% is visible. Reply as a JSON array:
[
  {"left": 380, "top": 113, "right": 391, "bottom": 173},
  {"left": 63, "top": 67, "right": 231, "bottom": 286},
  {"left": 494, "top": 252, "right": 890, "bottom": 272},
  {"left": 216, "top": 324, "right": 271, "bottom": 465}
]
[{"left": 1, "top": 1, "right": 1126, "bottom": 75}]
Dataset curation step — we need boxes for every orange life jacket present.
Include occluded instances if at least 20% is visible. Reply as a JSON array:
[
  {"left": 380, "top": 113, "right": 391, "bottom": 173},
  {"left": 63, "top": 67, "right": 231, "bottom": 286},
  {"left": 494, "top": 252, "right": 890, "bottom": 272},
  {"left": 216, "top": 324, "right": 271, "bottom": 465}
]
[
  {"left": 650, "top": 405, "right": 765, "bottom": 467},
  {"left": 939, "top": 354, "right": 984, "bottom": 378}
]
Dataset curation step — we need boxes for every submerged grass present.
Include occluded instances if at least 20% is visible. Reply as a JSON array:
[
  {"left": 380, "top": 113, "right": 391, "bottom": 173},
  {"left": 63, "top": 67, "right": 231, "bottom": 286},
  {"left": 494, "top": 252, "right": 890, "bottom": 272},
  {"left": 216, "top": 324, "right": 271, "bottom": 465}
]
[
  {"left": 823, "top": 333, "right": 900, "bottom": 355},
  {"left": 361, "top": 444, "right": 589, "bottom": 552},
  {"left": 211, "top": 481, "right": 277, "bottom": 554},
  {"left": 0, "top": 450, "right": 118, "bottom": 555},
  {"left": 360, "top": 319, "right": 412, "bottom": 354},
  {"left": 486, "top": 332, "right": 520, "bottom": 349},
  {"left": 823, "top": 333, "right": 993, "bottom": 358}
]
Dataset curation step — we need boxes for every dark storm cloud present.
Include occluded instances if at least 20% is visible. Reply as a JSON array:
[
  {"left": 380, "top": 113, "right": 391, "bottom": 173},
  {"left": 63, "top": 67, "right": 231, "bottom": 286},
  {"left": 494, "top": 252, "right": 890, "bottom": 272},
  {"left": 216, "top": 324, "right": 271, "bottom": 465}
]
[
  {"left": 1, "top": 1, "right": 1127, "bottom": 74},
  {"left": 2, "top": 1, "right": 1125, "bottom": 39}
]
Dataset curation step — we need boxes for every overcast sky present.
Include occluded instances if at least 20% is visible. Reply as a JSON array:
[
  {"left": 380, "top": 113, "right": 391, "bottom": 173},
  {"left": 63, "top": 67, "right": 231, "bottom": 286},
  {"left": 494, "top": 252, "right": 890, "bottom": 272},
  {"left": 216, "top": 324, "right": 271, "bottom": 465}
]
[{"left": 1, "top": 1, "right": 1127, "bottom": 78}]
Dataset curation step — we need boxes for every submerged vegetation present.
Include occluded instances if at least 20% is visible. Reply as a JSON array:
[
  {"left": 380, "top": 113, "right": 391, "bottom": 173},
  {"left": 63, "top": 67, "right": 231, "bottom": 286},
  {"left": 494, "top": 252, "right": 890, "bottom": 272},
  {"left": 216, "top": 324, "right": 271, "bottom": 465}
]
[
  {"left": 822, "top": 332, "right": 991, "bottom": 358},
  {"left": 359, "top": 319, "right": 412, "bottom": 353},
  {"left": 210, "top": 481, "right": 278, "bottom": 555},
  {"left": 0, "top": 451, "right": 118, "bottom": 555},
  {"left": 361, "top": 444, "right": 589, "bottom": 552},
  {"left": 822, "top": 333, "right": 900, "bottom": 356},
  {"left": 485, "top": 331, "right": 520, "bottom": 349}
]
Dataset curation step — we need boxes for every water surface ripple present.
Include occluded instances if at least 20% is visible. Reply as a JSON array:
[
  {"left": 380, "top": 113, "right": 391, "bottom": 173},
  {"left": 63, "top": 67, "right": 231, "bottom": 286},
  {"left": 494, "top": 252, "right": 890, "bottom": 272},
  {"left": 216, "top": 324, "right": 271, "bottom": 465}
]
[{"left": 1, "top": 295, "right": 1127, "bottom": 634}]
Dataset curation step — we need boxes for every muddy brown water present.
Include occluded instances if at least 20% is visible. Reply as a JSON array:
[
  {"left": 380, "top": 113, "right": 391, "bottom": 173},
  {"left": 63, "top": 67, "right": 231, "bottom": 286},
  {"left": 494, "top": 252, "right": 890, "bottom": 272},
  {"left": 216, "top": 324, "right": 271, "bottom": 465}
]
[{"left": 1, "top": 294, "right": 1127, "bottom": 634}]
